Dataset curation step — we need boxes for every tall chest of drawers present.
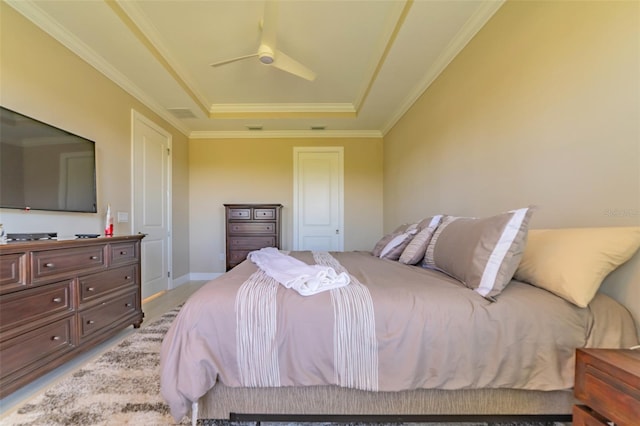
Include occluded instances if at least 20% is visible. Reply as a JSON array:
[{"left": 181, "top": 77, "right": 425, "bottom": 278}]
[
  {"left": 0, "top": 234, "right": 144, "bottom": 397},
  {"left": 224, "top": 204, "right": 282, "bottom": 271}
]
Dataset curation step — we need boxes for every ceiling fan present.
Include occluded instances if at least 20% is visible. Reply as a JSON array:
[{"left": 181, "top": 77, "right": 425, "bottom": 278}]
[{"left": 210, "top": 1, "right": 316, "bottom": 81}]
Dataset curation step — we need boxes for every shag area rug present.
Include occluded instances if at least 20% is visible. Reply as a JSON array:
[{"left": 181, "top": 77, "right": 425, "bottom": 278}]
[
  {"left": 1, "top": 305, "right": 187, "bottom": 425},
  {"left": 0, "top": 305, "right": 570, "bottom": 426}
]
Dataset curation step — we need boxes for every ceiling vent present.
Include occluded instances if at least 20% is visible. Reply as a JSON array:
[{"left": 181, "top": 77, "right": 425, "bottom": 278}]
[{"left": 167, "top": 108, "right": 197, "bottom": 119}]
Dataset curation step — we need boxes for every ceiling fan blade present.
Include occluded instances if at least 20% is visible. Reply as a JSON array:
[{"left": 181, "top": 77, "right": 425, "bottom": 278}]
[
  {"left": 272, "top": 49, "right": 316, "bottom": 81},
  {"left": 210, "top": 53, "right": 258, "bottom": 67},
  {"left": 261, "top": 0, "right": 278, "bottom": 50}
]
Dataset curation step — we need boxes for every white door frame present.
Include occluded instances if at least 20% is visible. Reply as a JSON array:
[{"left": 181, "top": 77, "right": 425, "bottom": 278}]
[
  {"left": 130, "top": 109, "right": 173, "bottom": 292},
  {"left": 292, "top": 146, "right": 344, "bottom": 251}
]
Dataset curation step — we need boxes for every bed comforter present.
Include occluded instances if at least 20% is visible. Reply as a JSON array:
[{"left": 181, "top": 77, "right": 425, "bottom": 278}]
[{"left": 160, "top": 251, "right": 637, "bottom": 421}]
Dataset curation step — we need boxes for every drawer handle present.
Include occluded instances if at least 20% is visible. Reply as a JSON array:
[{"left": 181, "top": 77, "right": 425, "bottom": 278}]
[
  {"left": 120, "top": 251, "right": 127, "bottom": 255},
  {"left": 87, "top": 287, "right": 95, "bottom": 292},
  {"left": 125, "top": 303, "right": 132, "bottom": 307},
  {"left": 90, "top": 256, "right": 98, "bottom": 260},
  {"left": 87, "top": 320, "right": 95, "bottom": 324},
  {"left": 44, "top": 263, "right": 55, "bottom": 268},
  {"left": 125, "top": 275, "right": 131, "bottom": 280},
  {"left": 52, "top": 297, "right": 63, "bottom": 303},
  {"left": 52, "top": 336, "right": 61, "bottom": 341}
]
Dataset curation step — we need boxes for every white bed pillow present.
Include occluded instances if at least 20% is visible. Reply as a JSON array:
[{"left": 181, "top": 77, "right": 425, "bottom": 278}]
[{"left": 514, "top": 226, "right": 640, "bottom": 307}]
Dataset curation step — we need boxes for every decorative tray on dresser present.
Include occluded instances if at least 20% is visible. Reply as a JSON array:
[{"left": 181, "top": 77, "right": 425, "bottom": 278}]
[
  {"left": 0, "top": 234, "right": 144, "bottom": 397},
  {"left": 573, "top": 348, "right": 640, "bottom": 426}
]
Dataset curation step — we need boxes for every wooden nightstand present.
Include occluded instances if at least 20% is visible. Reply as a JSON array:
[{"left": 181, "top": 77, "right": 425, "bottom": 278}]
[{"left": 574, "top": 348, "right": 640, "bottom": 426}]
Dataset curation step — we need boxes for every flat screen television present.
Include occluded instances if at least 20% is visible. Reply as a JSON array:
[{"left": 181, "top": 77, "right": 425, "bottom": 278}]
[{"left": 0, "top": 106, "right": 97, "bottom": 213}]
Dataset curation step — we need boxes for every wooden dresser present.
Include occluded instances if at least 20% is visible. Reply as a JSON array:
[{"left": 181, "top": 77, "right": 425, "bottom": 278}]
[
  {"left": 224, "top": 204, "right": 282, "bottom": 271},
  {"left": 0, "top": 234, "right": 144, "bottom": 397},
  {"left": 574, "top": 348, "right": 640, "bottom": 426}
]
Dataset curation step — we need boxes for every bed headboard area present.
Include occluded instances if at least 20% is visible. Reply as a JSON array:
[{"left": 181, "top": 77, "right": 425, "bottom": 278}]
[{"left": 599, "top": 246, "right": 640, "bottom": 341}]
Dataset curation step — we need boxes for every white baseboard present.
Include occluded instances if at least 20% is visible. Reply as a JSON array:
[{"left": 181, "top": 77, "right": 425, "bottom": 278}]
[{"left": 171, "top": 272, "right": 223, "bottom": 289}]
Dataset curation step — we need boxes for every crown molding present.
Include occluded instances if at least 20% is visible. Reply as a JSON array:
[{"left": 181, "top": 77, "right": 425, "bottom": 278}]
[
  {"left": 381, "top": 0, "right": 506, "bottom": 136},
  {"left": 5, "top": 0, "right": 192, "bottom": 137},
  {"left": 189, "top": 129, "right": 382, "bottom": 139}
]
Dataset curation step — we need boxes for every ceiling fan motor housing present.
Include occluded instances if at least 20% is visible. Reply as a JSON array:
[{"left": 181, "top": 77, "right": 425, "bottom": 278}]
[{"left": 258, "top": 44, "right": 275, "bottom": 64}]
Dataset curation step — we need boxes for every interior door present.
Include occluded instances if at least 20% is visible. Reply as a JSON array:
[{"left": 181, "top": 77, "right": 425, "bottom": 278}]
[
  {"left": 293, "top": 147, "right": 344, "bottom": 251},
  {"left": 132, "top": 110, "right": 171, "bottom": 300}
]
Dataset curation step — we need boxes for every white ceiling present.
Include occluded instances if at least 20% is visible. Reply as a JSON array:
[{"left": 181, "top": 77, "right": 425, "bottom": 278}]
[{"left": 7, "top": 0, "right": 504, "bottom": 139}]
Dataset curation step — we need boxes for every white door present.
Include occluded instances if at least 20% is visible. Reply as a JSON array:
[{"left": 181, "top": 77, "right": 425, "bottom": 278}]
[
  {"left": 132, "top": 110, "right": 171, "bottom": 300},
  {"left": 293, "top": 147, "right": 344, "bottom": 251}
]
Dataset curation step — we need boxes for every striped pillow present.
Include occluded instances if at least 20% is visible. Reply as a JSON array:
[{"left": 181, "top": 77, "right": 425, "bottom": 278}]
[
  {"left": 423, "top": 207, "right": 534, "bottom": 300},
  {"left": 371, "top": 224, "right": 413, "bottom": 257},
  {"left": 380, "top": 224, "right": 419, "bottom": 260},
  {"left": 399, "top": 215, "right": 443, "bottom": 264}
]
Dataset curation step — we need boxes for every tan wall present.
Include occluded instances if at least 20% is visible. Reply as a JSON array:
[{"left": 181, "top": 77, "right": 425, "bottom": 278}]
[
  {"left": 189, "top": 137, "right": 383, "bottom": 274},
  {"left": 0, "top": 4, "right": 191, "bottom": 280},
  {"left": 383, "top": 0, "right": 639, "bottom": 329}
]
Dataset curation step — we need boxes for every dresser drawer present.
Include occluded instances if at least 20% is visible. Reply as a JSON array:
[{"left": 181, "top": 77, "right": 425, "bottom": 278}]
[
  {"left": 229, "top": 223, "right": 275, "bottom": 234},
  {"left": 0, "top": 281, "right": 73, "bottom": 334},
  {"left": 0, "top": 252, "right": 26, "bottom": 294},
  {"left": 229, "top": 236, "right": 276, "bottom": 249},
  {"left": 79, "top": 265, "right": 138, "bottom": 305},
  {"left": 254, "top": 208, "right": 276, "bottom": 220},
  {"left": 79, "top": 291, "right": 138, "bottom": 342},
  {"left": 229, "top": 208, "right": 250, "bottom": 219},
  {"left": 32, "top": 245, "right": 106, "bottom": 283},
  {"left": 110, "top": 242, "right": 139, "bottom": 265},
  {"left": 0, "top": 316, "right": 75, "bottom": 382}
]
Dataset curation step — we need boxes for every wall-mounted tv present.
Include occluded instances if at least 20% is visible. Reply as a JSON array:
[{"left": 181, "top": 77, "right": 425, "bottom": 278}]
[{"left": 0, "top": 106, "right": 97, "bottom": 213}]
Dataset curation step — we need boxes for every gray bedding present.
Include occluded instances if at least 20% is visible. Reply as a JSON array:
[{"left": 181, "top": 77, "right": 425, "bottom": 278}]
[{"left": 160, "top": 251, "right": 638, "bottom": 421}]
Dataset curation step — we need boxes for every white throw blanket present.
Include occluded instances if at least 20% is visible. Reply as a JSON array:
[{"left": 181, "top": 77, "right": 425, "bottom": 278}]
[{"left": 247, "top": 247, "right": 350, "bottom": 296}]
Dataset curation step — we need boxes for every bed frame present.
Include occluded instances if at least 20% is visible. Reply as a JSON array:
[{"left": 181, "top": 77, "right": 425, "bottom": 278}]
[{"left": 193, "top": 384, "right": 574, "bottom": 424}]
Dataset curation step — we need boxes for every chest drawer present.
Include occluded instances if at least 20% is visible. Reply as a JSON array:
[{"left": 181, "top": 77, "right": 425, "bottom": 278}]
[
  {"left": 32, "top": 245, "right": 106, "bottom": 283},
  {"left": 254, "top": 208, "right": 276, "bottom": 220},
  {"left": 79, "top": 290, "right": 138, "bottom": 342},
  {"left": 0, "top": 281, "right": 73, "bottom": 334},
  {"left": 110, "top": 242, "right": 139, "bottom": 265},
  {"left": 0, "top": 252, "right": 26, "bottom": 294},
  {"left": 0, "top": 316, "right": 75, "bottom": 382},
  {"left": 228, "top": 250, "right": 252, "bottom": 268},
  {"left": 79, "top": 265, "right": 138, "bottom": 305},
  {"left": 229, "top": 236, "right": 276, "bottom": 249},
  {"left": 229, "top": 223, "right": 275, "bottom": 234},
  {"left": 229, "top": 209, "right": 251, "bottom": 219}
]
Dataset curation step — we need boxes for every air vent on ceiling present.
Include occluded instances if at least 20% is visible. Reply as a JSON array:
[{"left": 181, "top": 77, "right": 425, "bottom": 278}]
[{"left": 167, "top": 108, "right": 197, "bottom": 119}]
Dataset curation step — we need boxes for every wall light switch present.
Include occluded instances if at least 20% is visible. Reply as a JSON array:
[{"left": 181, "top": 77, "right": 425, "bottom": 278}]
[{"left": 117, "top": 211, "right": 129, "bottom": 223}]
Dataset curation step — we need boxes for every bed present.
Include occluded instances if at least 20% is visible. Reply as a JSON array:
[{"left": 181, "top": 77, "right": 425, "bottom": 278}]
[{"left": 160, "top": 210, "right": 640, "bottom": 424}]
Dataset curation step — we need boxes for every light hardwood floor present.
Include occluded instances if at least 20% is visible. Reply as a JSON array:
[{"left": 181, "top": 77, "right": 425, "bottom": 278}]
[{"left": 0, "top": 281, "right": 206, "bottom": 418}]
